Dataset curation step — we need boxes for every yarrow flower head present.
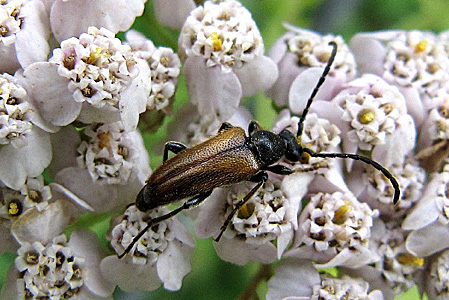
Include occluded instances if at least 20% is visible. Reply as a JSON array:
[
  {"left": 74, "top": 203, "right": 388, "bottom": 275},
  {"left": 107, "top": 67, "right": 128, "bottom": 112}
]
[
  {"left": 178, "top": 0, "right": 278, "bottom": 120},
  {"left": 347, "top": 157, "right": 426, "bottom": 219},
  {"left": 126, "top": 30, "right": 181, "bottom": 111},
  {"left": 268, "top": 25, "right": 356, "bottom": 110},
  {"left": 320, "top": 74, "right": 416, "bottom": 168},
  {"left": 266, "top": 258, "right": 384, "bottom": 300},
  {"left": 4, "top": 231, "right": 114, "bottom": 300},
  {"left": 350, "top": 30, "right": 449, "bottom": 126},
  {"left": 51, "top": 121, "right": 151, "bottom": 212},
  {"left": 342, "top": 219, "right": 424, "bottom": 298},
  {"left": 100, "top": 205, "right": 195, "bottom": 291},
  {"left": 179, "top": 0, "right": 264, "bottom": 73},
  {"left": 195, "top": 178, "right": 300, "bottom": 265},
  {"left": 287, "top": 191, "right": 379, "bottom": 268},
  {"left": 24, "top": 26, "right": 151, "bottom": 131}
]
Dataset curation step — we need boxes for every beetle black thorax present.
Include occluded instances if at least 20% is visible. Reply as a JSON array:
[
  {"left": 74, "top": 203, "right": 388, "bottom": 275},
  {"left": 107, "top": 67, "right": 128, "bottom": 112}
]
[{"left": 247, "top": 129, "right": 286, "bottom": 167}]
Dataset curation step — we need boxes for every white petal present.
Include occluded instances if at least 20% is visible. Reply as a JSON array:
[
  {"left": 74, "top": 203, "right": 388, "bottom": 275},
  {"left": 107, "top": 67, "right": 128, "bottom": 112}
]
[
  {"left": 100, "top": 256, "right": 161, "bottom": 292},
  {"left": 266, "top": 259, "right": 320, "bottom": 300},
  {"left": 69, "top": 230, "right": 115, "bottom": 297},
  {"left": 15, "top": 1, "right": 50, "bottom": 68},
  {"left": 54, "top": 167, "right": 119, "bottom": 213},
  {"left": 214, "top": 238, "right": 277, "bottom": 266},
  {"left": 233, "top": 55, "right": 279, "bottom": 97},
  {"left": 0, "top": 128, "right": 51, "bottom": 190},
  {"left": 405, "top": 222, "right": 449, "bottom": 257},
  {"left": 157, "top": 240, "right": 193, "bottom": 291},
  {"left": 185, "top": 56, "right": 242, "bottom": 120},
  {"left": 24, "top": 62, "right": 82, "bottom": 126},
  {"left": 11, "top": 200, "right": 78, "bottom": 244},
  {"left": 50, "top": 0, "right": 145, "bottom": 42},
  {"left": 154, "top": 0, "right": 195, "bottom": 30},
  {"left": 350, "top": 33, "right": 387, "bottom": 76}
]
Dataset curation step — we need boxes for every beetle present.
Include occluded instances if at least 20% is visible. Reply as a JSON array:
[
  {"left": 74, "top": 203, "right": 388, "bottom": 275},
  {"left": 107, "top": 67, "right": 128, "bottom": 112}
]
[{"left": 118, "top": 41, "right": 400, "bottom": 258}]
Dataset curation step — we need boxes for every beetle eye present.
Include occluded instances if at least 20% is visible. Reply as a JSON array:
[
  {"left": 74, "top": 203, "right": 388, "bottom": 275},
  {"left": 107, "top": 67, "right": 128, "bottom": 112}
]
[{"left": 300, "top": 152, "right": 310, "bottom": 164}]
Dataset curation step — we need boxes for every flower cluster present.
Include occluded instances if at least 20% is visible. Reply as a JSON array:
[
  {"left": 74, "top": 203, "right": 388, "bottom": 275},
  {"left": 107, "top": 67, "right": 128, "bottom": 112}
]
[{"left": 0, "top": 1, "right": 448, "bottom": 300}]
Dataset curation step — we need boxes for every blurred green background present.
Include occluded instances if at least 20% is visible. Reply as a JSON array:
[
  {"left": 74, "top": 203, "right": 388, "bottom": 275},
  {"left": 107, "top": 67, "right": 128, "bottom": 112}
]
[{"left": 2, "top": 0, "right": 449, "bottom": 298}]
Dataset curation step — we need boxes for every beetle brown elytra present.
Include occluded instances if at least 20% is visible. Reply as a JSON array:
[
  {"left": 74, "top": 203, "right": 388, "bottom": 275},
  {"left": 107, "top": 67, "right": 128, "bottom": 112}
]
[{"left": 118, "top": 42, "right": 400, "bottom": 258}]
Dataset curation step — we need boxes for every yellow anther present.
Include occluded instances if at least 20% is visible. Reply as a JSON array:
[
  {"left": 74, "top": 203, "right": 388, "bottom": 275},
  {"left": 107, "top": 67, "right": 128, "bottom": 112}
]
[
  {"left": 98, "top": 131, "right": 111, "bottom": 150},
  {"left": 415, "top": 40, "right": 428, "bottom": 53},
  {"left": 333, "top": 201, "right": 352, "bottom": 224},
  {"left": 358, "top": 109, "right": 375, "bottom": 124},
  {"left": 8, "top": 201, "right": 20, "bottom": 216},
  {"left": 211, "top": 32, "right": 223, "bottom": 51},
  {"left": 86, "top": 47, "right": 105, "bottom": 65},
  {"left": 397, "top": 254, "right": 424, "bottom": 266}
]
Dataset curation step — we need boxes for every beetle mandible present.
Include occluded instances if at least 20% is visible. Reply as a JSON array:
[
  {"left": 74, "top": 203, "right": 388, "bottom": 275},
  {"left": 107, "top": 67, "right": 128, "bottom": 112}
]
[{"left": 118, "top": 41, "right": 400, "bottom": 258}]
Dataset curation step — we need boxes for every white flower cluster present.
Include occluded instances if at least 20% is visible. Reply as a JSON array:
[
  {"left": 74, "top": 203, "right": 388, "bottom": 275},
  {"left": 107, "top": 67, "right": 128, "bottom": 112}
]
[{"left": 179, "top": 0, "right": 264, "bottom": 73}]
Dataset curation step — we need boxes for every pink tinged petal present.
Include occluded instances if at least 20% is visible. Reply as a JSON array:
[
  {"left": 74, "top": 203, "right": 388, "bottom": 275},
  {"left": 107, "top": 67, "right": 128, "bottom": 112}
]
[
  {"left": 350, "top": 33, "right": 387, "bottom": 76},
  {"left": 55, "top": 167, "right": 118, "bottom": 213},
  {"left": 277, "top": 230, "right": 293, "bottom": 259},
  {"left": 0, "top": 127, "right": 51, "bottom": 190},
  {"left": 315, "top": 246, "right": 379, "bottom": 269},
  {"left": 266, "top": 52, "right": 302, "bottom": 107},
  {"left": 398, "top": 86, "right": 426, "bottom": 129},
  {"left": 24, "top": 62, "right": 82, "bottom": 126},
  {"left": 15, "top": 1, "right": 50, "bottom": 69},
  {"left": 266, "top": 259, "right": 320, "bottom": 300},
  {"left": 154, "top": 0, "right": 195, "bottom": 30},
  {"left": 402, "top": 198, "right": 441, "bottom": 231},
  {"left": 11, "top": 200, "right": 78, "bottom": 244},
  {"left": 157, "top": 240, "right": 194, "bottom": 291},
  {"left": 233, "top": 55, "right": 279, "bottom": 97},
  {"left": 77, "top": 102, "right": 121, "bottom": 125},
  {"left": 100, "top": 256, "right": 162, "bottom": 292},
  {"left": 50, "top": 0, "right": 145, "bottom": 42},
  {"left": 289, "top": 67, "right": 326, "bottom": 114},
  {"left": 69, "top": 230, "right": 115, "bottom": 297},
  {"left": 405, "top": 222, "right": 449, "bottom": 257},
  {"left": 119, "top": 59, "right": 152, "bottom": 132},
  {"left": 185, "top": 56, "right": 242, "bottom": 120},
  {"left": 372, "top": 115, "right": 416, "bottom": 167},
  {"left": 0, "top": 44, "right": 20, "bottom": 73},
  {"left": 194, "top": 189, "right": 228, "bottom": 239},
  {"left": 281, "top": 173, "right": 313, "bottom": 230},
  {"left": 267, "top": 32, "right": 295, "bottom": 64},
  {"left": 213, "top": 238, "right": 277, "bottom": 266}
]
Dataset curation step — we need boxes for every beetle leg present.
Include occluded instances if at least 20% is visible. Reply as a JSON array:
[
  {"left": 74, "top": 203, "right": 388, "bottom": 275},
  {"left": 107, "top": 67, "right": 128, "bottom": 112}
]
[
  {"left": 118, "top": 190, "right": 212, "bottom": 258},
  {"left": 219, "top": 122, "right": 234, "bottom": 132},
  {"left": 248, "top": 120, "right": 263, "bottom": 135},
  {"left": 214, "top": 171, "right": 268, "bottom": 242},
  {"left": 262, "top": 164, "right": 294, "bottom": 175},
  {"left": 163, "top": 141, "right": 187, "bottom": 161}
]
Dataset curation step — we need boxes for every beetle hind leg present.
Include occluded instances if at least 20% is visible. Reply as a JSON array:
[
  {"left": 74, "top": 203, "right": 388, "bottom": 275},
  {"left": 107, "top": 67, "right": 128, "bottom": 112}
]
[{"left": 214, "top": 171, "right": 268, "bottom": 242}]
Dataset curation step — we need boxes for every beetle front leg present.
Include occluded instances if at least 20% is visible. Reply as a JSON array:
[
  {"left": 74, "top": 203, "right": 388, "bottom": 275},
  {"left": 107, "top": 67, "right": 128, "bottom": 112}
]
[
  {"left": 214, "top": 171, "right": 268, "bottom": 242},
  {"left": 163, "top": 141, "right": 187, "bottom": 161},
  {"left": 262, "top": 164, "right": 294, "bottom": 175}
]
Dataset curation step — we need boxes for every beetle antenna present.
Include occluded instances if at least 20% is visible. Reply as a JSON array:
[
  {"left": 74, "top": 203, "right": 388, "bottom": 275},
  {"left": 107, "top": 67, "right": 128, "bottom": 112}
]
[
  {"left": 303, "top": 148, "right": 401, "bottom": 204},
  {"left": 297, "top": 41, "right": 338, "bottom": 138}
]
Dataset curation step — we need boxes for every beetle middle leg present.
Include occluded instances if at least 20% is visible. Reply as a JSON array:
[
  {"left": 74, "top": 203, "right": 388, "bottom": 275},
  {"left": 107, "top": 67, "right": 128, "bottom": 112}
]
[
  {"left": 214, "top": 171, "right": 268, "bottom": 242},
  {"left": 163, "top": 141, "right": 187, "bottom": 161},
  {"left": 118, "top": 190, "right": 212, "bottom": 258}
]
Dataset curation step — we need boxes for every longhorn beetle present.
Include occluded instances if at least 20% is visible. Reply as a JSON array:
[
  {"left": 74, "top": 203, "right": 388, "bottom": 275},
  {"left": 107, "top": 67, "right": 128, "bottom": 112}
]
[{"left": 118, "top": 41, "right": 400, "bottom": 258}]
